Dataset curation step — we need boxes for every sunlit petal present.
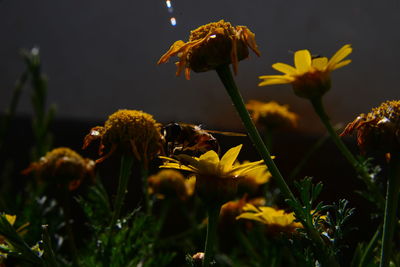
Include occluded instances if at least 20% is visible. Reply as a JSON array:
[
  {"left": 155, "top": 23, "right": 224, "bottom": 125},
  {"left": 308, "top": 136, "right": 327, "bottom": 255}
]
[
  {"left": 258, "top": 78, "right": 292, "bottom": 87},
  {"left": 272, "top": 63, "right": 298, "bottom": 75},
  {"left": 327, "top": 44, "right": 352, "bottom": 68},
  {"left": 220, "top": 144, "right": 242, "bottom": 172},
  {"left": 294, "top": 50, "right": 312, "bottom": 73},
  {"left": 311, "top": 57, "right": 328, "bottom": 71},
  {"left": 330, "top": 59, "right": 352, "bottom": 71}
]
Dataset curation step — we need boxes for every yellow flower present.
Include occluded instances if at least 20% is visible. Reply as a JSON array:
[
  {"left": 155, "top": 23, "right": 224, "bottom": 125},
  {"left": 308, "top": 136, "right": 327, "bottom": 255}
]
[
  {"left": 158, "top": 20, "right": 261, "bottom": 80},
  {"left": 259, "top": 44, "right": 352, "bottom": 99},
  {"left": 237, "top": 160, "right": 271, "bottom": 195},
  {"left": 246, "top": 100, "right": 298, "bottom": 130},
  {"left": 22, "top": 147, "right": 95, "bottom": 191},
  {"left": 341, "top": 100, "right": 400, "bottom": 154},
  {"left": 236, "top": 203, "right": 303, "bottom": 235},
  {"left": 83, "top": 109, "right": 164, "bottom": 165},
  {"left": 147, "top": 169, "right": 195, "bottom": 201},
  {"left": 160, "top": 144, "right": 265, "bottom": 204}
]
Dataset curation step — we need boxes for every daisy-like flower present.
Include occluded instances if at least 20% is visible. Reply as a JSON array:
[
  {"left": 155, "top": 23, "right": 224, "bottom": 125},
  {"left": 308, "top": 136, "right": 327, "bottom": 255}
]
[
  {"left": 83, "top": 109, "right": 164, "bottom": 165},
  {"left": 147, "top": 169, "right": 195, "bottom": 201},
  {"left": 259, "top": 44, "right": 352, "bottom": 99},
  {"left": 237, "top": 160, "right": 271, "bottom": 195},
  {"left": 158, "top": 19, "right": 261, "bottom": 80},
  {"left": 341, "top": 100, "right": 400, "bottom": 154},
  {"left": 236, "top": 203, "right": 303, "bottom": 235},
  {"left": 160, "top": 144, "right": 265, "bottom": 205},
  {"left": 246, "top": 100, "right": 298, "bottom": 130},
  {"left": 22, "top": 147, "right": 95, "bottom": 191}
]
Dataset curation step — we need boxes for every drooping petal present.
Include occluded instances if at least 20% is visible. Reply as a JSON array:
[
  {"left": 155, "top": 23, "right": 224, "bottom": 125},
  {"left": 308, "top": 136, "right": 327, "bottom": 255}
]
[
  {"left": 220, "top": 144, "right": 242, "bottom": 172},
  {"left": 311, "top": 57, "right": 328, "bottom": 71},
  {"left": 272, "top": 63, "right": 298, "bottom": 75},
  {"left": 327, "top": 44, "right": 352, "bottom": 69},
  {"left": 157, "top": 40, "right": 187, "bottom": 64},
  {"left": 294, "top": 50, "right": 312, "bottom": 73}
]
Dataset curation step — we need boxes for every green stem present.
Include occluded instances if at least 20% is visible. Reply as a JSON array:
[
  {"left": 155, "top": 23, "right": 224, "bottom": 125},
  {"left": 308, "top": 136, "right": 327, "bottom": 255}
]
[
  {"left": 215, "top": 65, "right": 338, "bottom": 267},
  {"left": 359, "top": 225, "right": 381, "bottom": 267},
  {"left": 379, "top": 155, "right": 400, "bottom": 267},
  {"left": 203, "top": 204, "right": 221, "bottom": 267},
  {"left": 109, "top": 155, "right": 134, "bottom": 229},
  {"left": 310, "top": 98, "right": 385, "bottom": 208}
]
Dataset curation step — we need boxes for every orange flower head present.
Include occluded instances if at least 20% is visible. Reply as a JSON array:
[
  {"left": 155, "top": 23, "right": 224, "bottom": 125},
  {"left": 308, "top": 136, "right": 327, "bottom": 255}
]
[
  {"left": 158, "top": 20, "right": 260, "bottom": 80},
  {"left": 22, "top": 147, "right": 95, "bottom": 191},
  {"left": 341, "top": 100, "right": 400, "bottom": 154},
  {"left": 147, "top": 169, "right": 195, "bottom": 201},
  {"left": 83, "top": 109, "right": 164, "bottom": 165}
]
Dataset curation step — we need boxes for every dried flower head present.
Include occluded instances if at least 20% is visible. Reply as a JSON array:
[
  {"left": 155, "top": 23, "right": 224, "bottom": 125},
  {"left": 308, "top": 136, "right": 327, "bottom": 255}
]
[
  {"left": 160, "top": 144, "right": 265, "bottom": 205},
  {"left": 158, "top": 19, "right": 261, "bottom": 79},
  {"left": 341, "top": 100, "right": 400, "bottom": 154},
  {"left": 236, "top": 203, "right": 303, "bottom": 235},
  {"left": 148, "top": 169, "right": 195, "bottom": 201},
  {"left": 22, "top": 147, "right": 95, "bottom": 191},
  {"left": 83, "top": 109, "right": 164, "bottom": 165},
  {"left": 246, "top": 100, "right": 298, "bottom": 130},
  {"left": 259, "top": 44, "right": 352, "bottom": 99}
]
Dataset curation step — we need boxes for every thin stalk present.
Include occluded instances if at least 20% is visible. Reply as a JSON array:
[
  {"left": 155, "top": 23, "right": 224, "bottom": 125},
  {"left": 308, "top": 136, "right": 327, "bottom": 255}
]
[
  {"left": 310, "top": 98, "right": 385, "bottom": 208},
  {"left": 215, "top": 65, "right": 339, "bottom": 267},
  {"left": 290, "top": 131, "right": 330, "bottom": 180},
  {"left": 203, "top": 204, "right": 221, "bottom": 267},
  {"left": 379, "top": 155, "right": 400, "bottom": 267},
  {"left": 359, "top": 225, "right": 381, "bottom": 267},
  {"left": 109, "top": 155, "right": 134, "bottom": 228}
]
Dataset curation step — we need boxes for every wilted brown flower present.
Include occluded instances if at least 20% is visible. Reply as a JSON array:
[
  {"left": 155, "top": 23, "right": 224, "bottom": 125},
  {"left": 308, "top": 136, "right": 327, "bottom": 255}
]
[
  {"left": 147, "top": 169, "right": 195, "bottom": 201},
  {"left": 341, "top": 100, "right": 400, "bottom": 154},
  {"left": 22, "top": 147, "right": 95, "bottom": 191},
  {"left": 83, "top": 109, "right": 164, "bottom": 165},
  {"left": 246, "top": 100, "right": 298, "bottom": 130},
  {"left": 158, "top": 19, "right": 260, "bottom": 80}
]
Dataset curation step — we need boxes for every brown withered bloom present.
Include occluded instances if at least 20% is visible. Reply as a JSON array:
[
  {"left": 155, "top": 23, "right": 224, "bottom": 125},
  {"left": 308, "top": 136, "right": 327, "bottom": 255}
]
[
  {"left": 83, "top": 109, "right": 164, "bottom": 166},
  {"left": 147, "top": 169, "right": 195, "bottom": 201},
  {"left": 246, "top": 100, "right": 298, "bottom": 130},
  {"left": 158, "top": 19, "right": 261, "bottom": 80},
  {"left": 23, "top": 147, "right": 95, "bottom": 191},
  {"left": 341, "top": 100, "right": 400, "bottom": 154}
]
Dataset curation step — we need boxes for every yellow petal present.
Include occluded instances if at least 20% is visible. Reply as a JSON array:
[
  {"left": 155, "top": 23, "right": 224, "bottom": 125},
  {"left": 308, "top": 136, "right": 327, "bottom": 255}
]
[
  {"left": 258, "top": 78, "right": 292, "bottom": 87},
  {"left": 330, "top": 59, "right": 352, "bottom": 71},
  {"left": 5, "top": 214, "right": 16, "bottom": 225},
  {"left": 220, "top": 145, "right": 242, "bottom": 172},
  {"left": 199, "top": 150, "right": 220, "bottom": 165},
  {"left": 311, "top": 57, "right": 328, "bottom": 71},
  {"left": 327, "top": 44, "right": 352, "bottom": 69},
  {"left": 160, "top": 162, "right": 196, "bottom": 172},
  {"left": 294, "top": 50, "right": 312, "bottom": 73},
  {"left": 236, "top": 213, "right": 265, "bottom": 223},
  {"left": 272, "top": 63, "right": 298, "bottom": 75}
]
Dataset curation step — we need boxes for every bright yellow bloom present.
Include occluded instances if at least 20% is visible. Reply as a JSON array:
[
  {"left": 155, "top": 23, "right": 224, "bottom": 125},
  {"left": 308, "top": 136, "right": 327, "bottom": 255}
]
[
  {"left": 83, "top": 109, "right": 164, "bottom": 166},
  {"left": 160, "top": 144, "right": 265, "bottom": 204},
  {"left": 259, "top": 44, "right": 352, "bottom": 99},
  {"left": 158, "top": 20, "right": 260, "bottom": 80},
  {"left": 236, "top": 203, "right": 302, "bottom": 235},
  {"left": 341, "top": 100, "right": 400, "bottom": 154},
  {"left": 246, "top": 100, "right": 298, "bottom": 129}
]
